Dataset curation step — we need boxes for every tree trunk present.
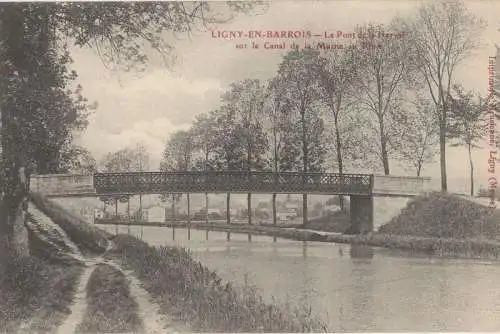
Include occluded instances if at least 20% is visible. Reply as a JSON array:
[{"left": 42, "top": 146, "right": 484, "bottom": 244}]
[
  {"left": 226, "top": 192, "right": 231, "bottom": 224},
  {"left": 171, "top": 195, "right": 175, "bottom": 221},
  {"left": 187, "top": 193, "right": 191, "bottom": 225},
  {"left": 205, "top": 192, "right": 209, "bottom": 224},
  {"left": 334, "top": 114, "right": 345, "bottom": 210},
  {"left": 302, "top": 193, "right": 308, "bottom": 226},
  {"left": 272, "top": 193, "right": 277, "bottom": 226},
  {"left": 300, "top": 108, "right": 308, "bottom": 228},
  {"left": 0, "top": 168, "right": 30, "bottom": 262},
  {"left": 139, "top": 194, "right": 143, "bottom": 221},
  {"left": 247, "top": 193, "right": 252, "bottom": 225},
  {"left": 379, "top": 122, "right": 390, "bottom": 175},
  {"left": 439, "top": 123, "right": 448, "bottom": 192},
  {"left": 0, "top": 5, "right": 32, "bottom": 262},
  {"left": 468, "top": 143, "right": 474, "bottom": 197}
]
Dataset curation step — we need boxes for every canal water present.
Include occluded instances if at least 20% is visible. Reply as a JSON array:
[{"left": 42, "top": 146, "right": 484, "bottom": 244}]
[{"left": 102, "top": 225, "right": 500, "bottom": 332}]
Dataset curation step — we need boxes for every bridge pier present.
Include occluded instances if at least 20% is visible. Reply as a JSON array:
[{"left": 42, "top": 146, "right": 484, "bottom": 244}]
[{"left": 349, "top": 195, "right": 373, "bottom": 234}]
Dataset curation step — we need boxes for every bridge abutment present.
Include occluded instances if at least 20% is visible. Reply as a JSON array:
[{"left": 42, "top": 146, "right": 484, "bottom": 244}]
[{"left": 349, "top": 195, "right": 374, "bottom": 234}]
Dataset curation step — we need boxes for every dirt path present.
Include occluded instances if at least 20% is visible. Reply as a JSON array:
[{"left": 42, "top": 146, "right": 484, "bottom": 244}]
[
  {"left": 55, "top": 263, "right": 97, "bottom": 334},
  {"left": 104, "top": 259, "right": 187, "bottom": 334},
  {"left": 29, "top": 201, "right": 184, "bottom": 333},
  {"left": 55, "top": 240, "right": 184, "bottom": 333}
]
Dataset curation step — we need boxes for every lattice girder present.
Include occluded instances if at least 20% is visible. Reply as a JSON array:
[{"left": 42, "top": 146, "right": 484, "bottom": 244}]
[{"left": 93, "top": 171, "right": 373, "bottom": 195}]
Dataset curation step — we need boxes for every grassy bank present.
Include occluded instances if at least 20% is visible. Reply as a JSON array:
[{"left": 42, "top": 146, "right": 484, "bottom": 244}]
[
  {"left": 0, "top": 256, "right": 83, "bottom": 333},
  {"left": 30, "top": 192, "right": 112, "bottom": 255},
  {"left": 76, "top": 264, "right": 143, "bottom": 333},
  {"left": 32, "top": 194, "right": 328, "bottom": 332},
  {"left": 108, "top": 234, "right": 328, "bottom": 332},
  {"left": 379, "top": 192, "right": 498, "bottom": 239}
]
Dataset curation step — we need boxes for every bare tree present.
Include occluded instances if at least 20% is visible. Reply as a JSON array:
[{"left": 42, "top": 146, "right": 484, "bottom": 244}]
[
  {"left": 395, "top": 95, "right": 439, "bottom": 176},
  {"left": 406, "top": 1, "right": 486, "bottom": 191},
  {"left": 448, "top": 85, "right": 488, "bottom": 196},
  {"left": 352, "top": 23, "right": 414, "bottom": 175},
  {"left": 316, "top": 47, "right": 359, "bottom": 209}
]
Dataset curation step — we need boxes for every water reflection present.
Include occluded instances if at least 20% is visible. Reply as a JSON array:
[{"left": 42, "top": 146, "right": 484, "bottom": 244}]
[
  {"left": 349, "top": 244, "right": 374, "bottom": 260},
  {"left": 101, "top": 225, "right": 500, "bottom": 332}
]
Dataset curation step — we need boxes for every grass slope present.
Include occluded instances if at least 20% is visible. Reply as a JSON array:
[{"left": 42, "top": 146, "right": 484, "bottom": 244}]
[
  {"left": 30, "top": 192, "right": 112, "bottom": 255},
  {"left": 0, "top": 257, "right": 83, "bottom": 333},
  {"left": 379, "top": 192, "right": 498, "bottom": 239},
  {"left": 76, "top": 263, "right": 143, "bottom": 333}
]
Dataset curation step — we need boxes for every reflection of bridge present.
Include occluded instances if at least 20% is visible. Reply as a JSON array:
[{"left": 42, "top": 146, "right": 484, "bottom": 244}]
[{"left": 30, "top": 171, "right": 432, "bottom": 234}]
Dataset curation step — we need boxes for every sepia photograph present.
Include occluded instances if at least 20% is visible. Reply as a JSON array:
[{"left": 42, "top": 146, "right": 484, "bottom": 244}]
[{"left": 0, "top": 0, "right": 499, "bottom": 333}]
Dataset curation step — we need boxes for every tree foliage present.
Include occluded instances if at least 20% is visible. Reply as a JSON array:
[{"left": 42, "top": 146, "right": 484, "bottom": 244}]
[
  {"left": 101, "top": 143, "right": 150, "bottom": 172},
  {"left": 221, "top": 79, "right": 269, "bottom": 171},
  {"left": 274, "top": 49, "right": 327, "bottom": 173},
  {"left": 59, "top": 146, "right": 97, "bottom": 174}
]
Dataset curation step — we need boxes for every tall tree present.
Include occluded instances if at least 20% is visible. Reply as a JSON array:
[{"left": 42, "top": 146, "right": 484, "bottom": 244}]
[
  {"left": 448, "top": 85, "right": 488, "bottom": 196},
  {"left": 406, "top": 1, "right": 485, "bottom": 191},
  {"left": 316, "top": 47, "right": 358, "bottom": 209},
  {"left": 0, "top": 1, "right": 262, "bottom": 260},
  {"left": 275, "top": 49, "right": 327, "bottom": 225},
  {"left": 211, "top": 105, "right": 247, "bottom": 223},
  {"left": 221, "top": 79, "right": 268, "bottom": 224},
  {"left": 352, "top": 23, "right": 414, "bottom": 175},
  {"left": 191, "top": 111, "right": 218, "bottom": 222},
  {"left": 265, "top": 77, "right": 300, "bottom": 224}
]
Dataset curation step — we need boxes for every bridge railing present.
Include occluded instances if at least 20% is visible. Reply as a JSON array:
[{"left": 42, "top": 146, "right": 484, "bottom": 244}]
[{"left": 93, "top": 171, "right": 373, "bottom": 195}]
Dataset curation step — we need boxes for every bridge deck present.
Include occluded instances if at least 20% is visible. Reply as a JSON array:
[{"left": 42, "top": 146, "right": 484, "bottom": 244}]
[
  {"left": 30, "top": 172, "right": 431, "bottom": 198},
  {"left": 93, "top": 171, "right": 373, "bottom": 195}
]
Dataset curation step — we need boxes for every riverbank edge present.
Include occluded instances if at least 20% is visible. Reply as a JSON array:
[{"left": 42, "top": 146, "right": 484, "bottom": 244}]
[
  {"left": 96, "top": 220, "right": 500, "bottom": 260},
  {"left": 29, "top": 193, "right": 329, "bottom": 332}
]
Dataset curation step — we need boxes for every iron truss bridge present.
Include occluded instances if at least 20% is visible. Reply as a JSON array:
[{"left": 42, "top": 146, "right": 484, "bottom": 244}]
[{"left": 93, "top": 171, "right": 374, "bottom": 196}]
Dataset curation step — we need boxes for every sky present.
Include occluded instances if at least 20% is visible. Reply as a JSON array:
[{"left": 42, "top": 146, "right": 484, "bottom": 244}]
[{"left": 69, "top": 0, "right": 500, "bottom": 194}]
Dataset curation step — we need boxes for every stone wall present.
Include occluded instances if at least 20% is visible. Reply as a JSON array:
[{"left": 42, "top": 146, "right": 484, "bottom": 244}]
[
  {"left": 373, "top": 197, "right": 410, "bottom": 231},
  {"left": 373, "top": 175, "right": 432, "bottom": 196},
  {"left": 49, "top": 197, "right": 102, "bottom": 224},
  {"left": 30, "top": 174, "right": 95, "bottom": 195}
]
